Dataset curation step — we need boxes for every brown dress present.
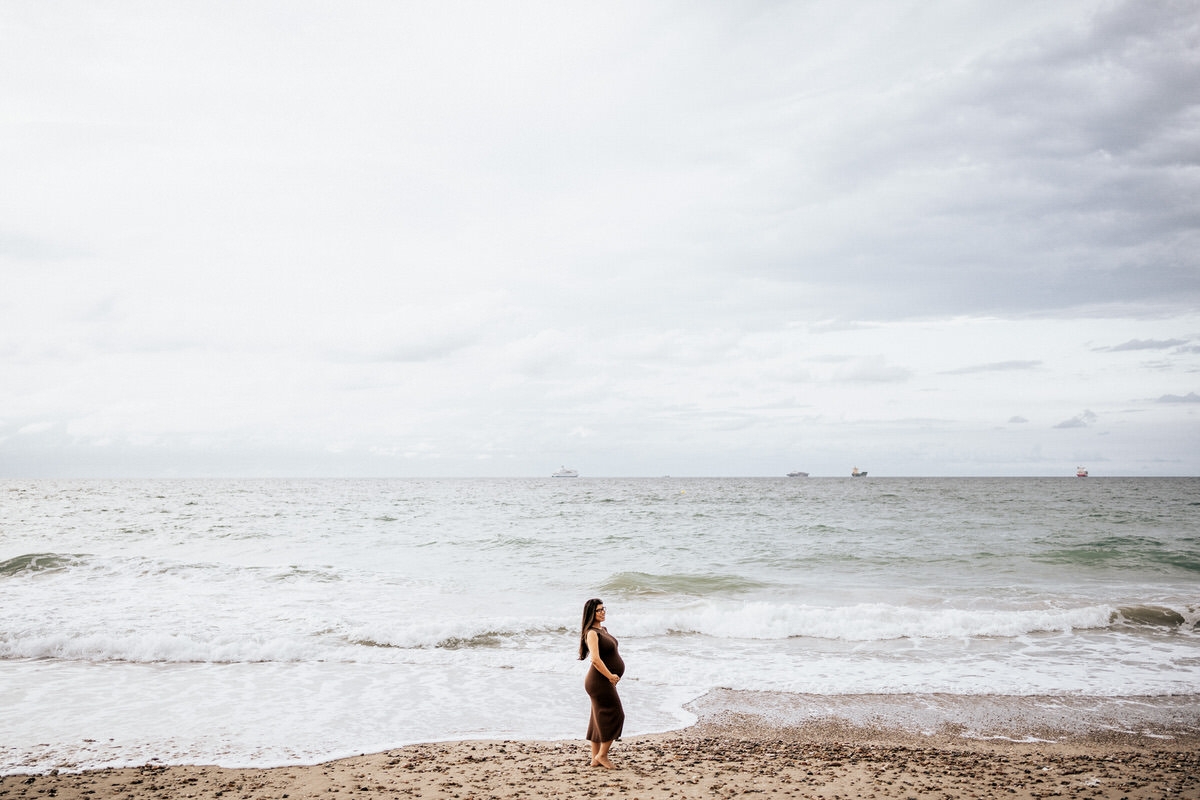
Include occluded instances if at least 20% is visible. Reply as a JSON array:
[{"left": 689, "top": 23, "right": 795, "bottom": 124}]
[{"left": 584, "top": 626, "right": 625, "bottom": 742}]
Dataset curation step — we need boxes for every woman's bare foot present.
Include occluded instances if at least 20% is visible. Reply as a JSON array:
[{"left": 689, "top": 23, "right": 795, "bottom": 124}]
[{"left": 591, "top": 756, "right": 616, "bottom": 769}]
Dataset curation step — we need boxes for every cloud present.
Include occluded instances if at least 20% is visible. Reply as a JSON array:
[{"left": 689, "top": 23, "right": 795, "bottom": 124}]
[
  {"left": 1097, "top": 338, "right": 1190, "bottom": 352},
  {"left": 1054, "top": 410, "right": 1099, "bottom": 429},
  {"left": 1, "top": 2, "right": 1198, "bottom": 477},
  {"left": 1156, "top": 392, "right": 1200, "bottom": 403},
  {"left": 1008, "top": 416, "right": 1029, "bottom": 424},
  {"left": 727, "top": 0, "right": 1200, "bottom": 320},
  {"left": 941, "top": 360, "right": 1041, "bottom": 375}
]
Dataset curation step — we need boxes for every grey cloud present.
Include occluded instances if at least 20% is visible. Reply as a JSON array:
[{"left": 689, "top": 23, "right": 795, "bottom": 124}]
[
  {"left": 754, "top": 0, "right": 1200, "bottom": 320},
  {"left": 1054, "top": 409, "right": 1099, "bottom": 429},
  {"left": 1063, "top": 1, "right": 1200, "bottom": 161},
  {"left": 1008, "top": 416, "right": 1029, "bottom": 423},
  {"left": 947, "top": 0, "right": 1200, "bottom": 171},
  {"left": 1096, "top": 338, "right": 1190, "bottom": 352},
  {"left": 941, "top": 360, "right": 1041, "bottom": 375},
  {"left": 1156, "top": 392, "right": 1200, "bottom": 403}
]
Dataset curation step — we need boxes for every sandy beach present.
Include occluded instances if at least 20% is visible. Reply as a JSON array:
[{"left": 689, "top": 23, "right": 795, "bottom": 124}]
[{"left": 4, "top": 719, "right": 1197, "bottom": 800}]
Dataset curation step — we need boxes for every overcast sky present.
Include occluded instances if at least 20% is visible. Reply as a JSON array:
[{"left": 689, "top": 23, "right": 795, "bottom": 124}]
[{"left": 2, "top": 0, "right": 1198, "bottom": 478}]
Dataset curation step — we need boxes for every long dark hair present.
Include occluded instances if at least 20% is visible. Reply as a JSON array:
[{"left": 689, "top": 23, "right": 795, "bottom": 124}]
[{"left": 578, "top": 598, "right": 603, "bottom": 660}]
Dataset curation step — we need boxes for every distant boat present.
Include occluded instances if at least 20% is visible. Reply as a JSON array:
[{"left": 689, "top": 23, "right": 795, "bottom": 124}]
[
  {"left": 552, "top": 466, "right": 579, "bottom": 478},
  {"left": 1076, "top": 466, "right": 1088, "bottom": 477},
  {"left": 851, "top": 467, "right": 868, "bottom": 477},
  {"left": 786, "top": 471, "right": 809, "bottom": 477}
]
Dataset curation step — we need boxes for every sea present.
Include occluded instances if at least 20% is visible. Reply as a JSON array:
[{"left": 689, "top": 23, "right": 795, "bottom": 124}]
[{"left": 1, "top": 477, "right": 1198, "bottom": 774}]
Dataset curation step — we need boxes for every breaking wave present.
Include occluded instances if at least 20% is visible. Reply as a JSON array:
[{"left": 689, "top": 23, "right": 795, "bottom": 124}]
[
  {"left": 620, "top": 600, "right": 1200, "bottom": 641},
  {"left": 0, "top": 552, "right": 87, "bottom": 576},
  {"left": 4, "top": 600, "right": 1195, "bottom": 665},
  {"left": 1112, "top": 604, "right": 1198, "bottom": 630}
]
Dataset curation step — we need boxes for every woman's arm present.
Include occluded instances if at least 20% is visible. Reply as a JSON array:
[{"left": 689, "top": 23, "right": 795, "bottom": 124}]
[{"left": 585, "top": 630, "right": 620, "bottom": 683}]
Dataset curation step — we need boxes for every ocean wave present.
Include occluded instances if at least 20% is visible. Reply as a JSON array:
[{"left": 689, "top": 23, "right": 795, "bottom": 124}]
[
  {"left": 1034, "top": 536, "right": 1200, "bottom": 572},
  {"left": 345, "top": 631, "right": 516, "bottom": 650},
  {"left": 268, "top": 566, "right": 346, "bottom": 583},
  {"left": 0, "top": 552, "right": 88, "bottom": 577},
  {"left": 0, "top": 631, "right": 325, "bottom": 664},
  {"left": 0, "top": 551, "right": 389, "bottom": 588},
  {"left": 600, "top": 571, "right": 769, "bottom": 596},
  {"left": 5, "top": 596, "right": 1195, "bottom": 666},
  {"left": 339, "top": 619, "right": 569, "bottom": 651},
  {"left": 0, "top": 551, "right": 222, "bottom": 581},
  {"left": 0, "top": 620, "right": 563, "bottom": 663},
  {"left": 620, "top": 600, "right": 1200, "bottom": 642},
  {"left": 1112, "top": 604, "right": 1199, "bottom": 630}
]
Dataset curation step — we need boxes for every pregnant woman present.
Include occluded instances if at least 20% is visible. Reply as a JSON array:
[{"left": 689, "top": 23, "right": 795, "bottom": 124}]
[{"left": 578, "top": 597, "right": 624, "bottom": 768}]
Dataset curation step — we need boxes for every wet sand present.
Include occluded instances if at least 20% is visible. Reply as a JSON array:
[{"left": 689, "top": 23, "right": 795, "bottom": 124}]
[{"left": 3, "top": 720, "right": 1198, "bottom": 800}]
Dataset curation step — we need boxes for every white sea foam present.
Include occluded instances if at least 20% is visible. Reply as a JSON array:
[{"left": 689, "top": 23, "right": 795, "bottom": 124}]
[
  {"left": 3, "top": 594, "right": 1185, "bottom": 664},
  {"left": 621, "top": 601, "right": 1125, "bottom": 641}
]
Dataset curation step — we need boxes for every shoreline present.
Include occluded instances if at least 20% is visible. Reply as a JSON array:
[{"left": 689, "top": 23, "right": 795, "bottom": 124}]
[
  {"left": 6, "top": 690, "right": 1200, "bottom": 776},
  {"left": 682, "top": 689, "right": 1200, "bottom": 744},
  {"left": 2, "top": 728, "right": 1197, "bottom": 800},
  {"left": 4, "top": 694, "right": 1199, "bottom": 799}
]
